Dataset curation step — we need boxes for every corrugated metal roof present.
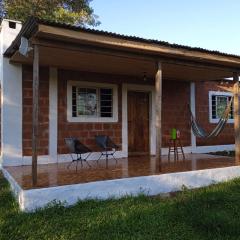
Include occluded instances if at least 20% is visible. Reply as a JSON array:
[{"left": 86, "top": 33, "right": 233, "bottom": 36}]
[
  {"left": 4, "top": 16, "right": 240, "bottom": 60},
  {"left": 34, "top": 18, "right": 240, "bottom": 59}
]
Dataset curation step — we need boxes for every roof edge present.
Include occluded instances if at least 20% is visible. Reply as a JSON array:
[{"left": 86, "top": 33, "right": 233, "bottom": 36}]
[
  {"left": 4, "top": 16, "right": 240, "bottom": 62},
  {"left": 4, "top": 17, "right": 38, "bottom": 57}
]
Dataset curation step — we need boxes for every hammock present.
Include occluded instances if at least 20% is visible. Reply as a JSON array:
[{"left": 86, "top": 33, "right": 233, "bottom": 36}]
[{"left": 190, "top": 97, "right": 233, "bottom": 138}]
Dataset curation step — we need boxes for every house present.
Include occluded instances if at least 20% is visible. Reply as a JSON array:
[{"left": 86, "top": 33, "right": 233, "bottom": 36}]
[{"left": 1, "top": 17, "right": 240, "bottom": 211}]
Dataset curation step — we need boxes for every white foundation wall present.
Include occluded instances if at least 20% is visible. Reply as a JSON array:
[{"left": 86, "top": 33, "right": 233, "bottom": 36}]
[{"left": 0, "top": 19, "right": 23, "bottom": 166}]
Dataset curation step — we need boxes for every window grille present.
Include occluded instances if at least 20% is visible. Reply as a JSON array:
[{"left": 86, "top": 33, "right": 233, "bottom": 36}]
[
  {"left": 211, "top": 94, "right": 233, "bottom": 120},
  {"left": 72, "top": 86, "right": 113, "bottom": 118}
]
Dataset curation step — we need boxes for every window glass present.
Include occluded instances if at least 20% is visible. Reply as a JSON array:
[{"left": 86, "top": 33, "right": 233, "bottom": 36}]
[
  {"left": 72, "top": 86, "right": 113, "bottom": 118},
  {"left": 100, "top": 88, "right": 113, "bottom": 117},
  {"left": 77, "top": 88, "right": 97, "bottom": 116},
  {"left": 72, "top": 86, "right": 77, "bottom": 117},
  {"left": 211, "top": 94, "right": 233, "bottom": 120},
  {"left": 216, "top": 96, "right": 228, "bottom": 118}
]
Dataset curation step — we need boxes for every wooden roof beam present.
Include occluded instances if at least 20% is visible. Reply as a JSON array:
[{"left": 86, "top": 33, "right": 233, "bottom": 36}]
[
  {"left": 28, "top": 38, "right": 240, "bottom": 74},
  {"left": 36, "top": 24, "right": 240, "bottom": 67}
]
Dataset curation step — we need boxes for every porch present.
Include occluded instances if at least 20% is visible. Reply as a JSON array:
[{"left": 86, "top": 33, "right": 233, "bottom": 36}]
[
  {"left": 2, "top": 18, "right": 240, "bottom": 211},
  {"left": 3, "top": 153, "right": 240, "bottom": 211},
  {"left": 4, "top": 153, "right": 237, "bottom": 190}
]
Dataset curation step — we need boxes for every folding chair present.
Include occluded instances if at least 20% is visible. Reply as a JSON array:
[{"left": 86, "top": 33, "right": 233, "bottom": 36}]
[
  {"left": 95, "top": 135, "right": 119, "bottom": 163},
  {"left": 64, "top": 137, "right": 92, "bottom": 170}
]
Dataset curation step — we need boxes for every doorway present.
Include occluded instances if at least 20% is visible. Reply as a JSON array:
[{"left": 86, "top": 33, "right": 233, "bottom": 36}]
[{"left": 127, "top": 91, "right": 150, "bottom": 155}]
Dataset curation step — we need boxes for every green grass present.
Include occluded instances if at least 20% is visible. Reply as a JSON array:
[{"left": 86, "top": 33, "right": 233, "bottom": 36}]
[{"left": 1, "top": 172, "right": 240, "bottom": 240}]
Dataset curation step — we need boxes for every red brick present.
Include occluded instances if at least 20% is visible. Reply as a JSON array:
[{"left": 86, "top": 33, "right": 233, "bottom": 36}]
[
  {"left": 22, "top": 66, "right": 49, "bottom": 156},
  {"left": 57, "top": 70, "right": 123, "bottom": 154},
  {"left": 195, "top": 81, "right": 234, "bottom": 146},
  {"left": 94, "top": 123, "right": 103, "bottom": 130}
]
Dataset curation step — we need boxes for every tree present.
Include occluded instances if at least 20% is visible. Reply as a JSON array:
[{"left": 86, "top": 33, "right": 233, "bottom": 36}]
[
  {"left": 0, "top": 1, "right": 5, "bottom": 19},
  {"left": 0, "top": 0, "right": 100, "bottom": 27}
]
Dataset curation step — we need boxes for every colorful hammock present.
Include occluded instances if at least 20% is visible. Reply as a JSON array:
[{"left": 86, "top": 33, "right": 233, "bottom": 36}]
[{"left": 190, "top": 97, "right": 233, "bottom": 138}]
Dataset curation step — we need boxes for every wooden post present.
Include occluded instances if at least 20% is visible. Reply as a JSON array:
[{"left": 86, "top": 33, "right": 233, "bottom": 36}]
[
  {"left": 155, "top": 61, "right": 162, "bottom": 160},
  {"left": 233, "top": 72, "right": 240, "bottom": 163},
  {"left": 32, "top": 45, "right": 39, "bottom": 186},
  {"left": 190, "top": 82, "right": 196, "bottom": 152}
]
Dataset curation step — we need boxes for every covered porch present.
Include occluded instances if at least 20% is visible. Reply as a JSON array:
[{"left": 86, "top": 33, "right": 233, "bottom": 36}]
[
  {"left": 3, "top": 153, "right": 240, "bottom": 211},
  {"left": 4, "top": 153, "right": 237, "bottom": 190},
  {"left": 3, "top": 18, "right": 240, "bottom": 209}
]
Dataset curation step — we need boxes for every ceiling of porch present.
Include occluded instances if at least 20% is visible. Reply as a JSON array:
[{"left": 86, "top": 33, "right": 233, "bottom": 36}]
[{"left": 11, "top": 45, "right": 233, "bottom": 82}]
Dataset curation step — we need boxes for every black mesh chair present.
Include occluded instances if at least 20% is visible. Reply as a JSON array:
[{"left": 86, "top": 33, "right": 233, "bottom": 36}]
[
  {"left": 95, "top": 135, "right": 119, "bottom": 162},
  {"left": 64, "top": 137, "right": 92, "bottom": 170}
]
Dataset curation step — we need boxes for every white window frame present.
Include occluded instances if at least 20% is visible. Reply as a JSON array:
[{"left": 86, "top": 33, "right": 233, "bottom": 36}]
[
  {"left": 67, "top": 80, "right": 118, "bottom": 122},
  {"left": 209, "top": 91, "right": 233, "bottom": 124}
]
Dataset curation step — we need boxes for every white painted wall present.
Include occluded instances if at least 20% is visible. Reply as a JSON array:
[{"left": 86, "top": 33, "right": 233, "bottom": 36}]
[{"left": 0, "top": 19, "right": 23, "bottom": 166}]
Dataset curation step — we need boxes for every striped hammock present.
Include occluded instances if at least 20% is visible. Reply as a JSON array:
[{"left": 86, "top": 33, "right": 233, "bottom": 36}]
[{"left": 190, "top": 97, "right": 233, "bottom": 138}]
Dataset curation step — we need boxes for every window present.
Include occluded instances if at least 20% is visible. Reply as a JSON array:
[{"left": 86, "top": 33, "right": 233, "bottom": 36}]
[
  {"left": 8, "top": 21, "right": 16, "bottom": 29},
  {"left": 209, "top": 91, "right": 233, "bottom": 123},
  {"left": 68, "top": 81, "right": 118, "bottom": 122}
]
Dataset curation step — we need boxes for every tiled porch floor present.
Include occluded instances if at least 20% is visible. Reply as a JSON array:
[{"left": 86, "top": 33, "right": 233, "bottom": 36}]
[{"left": 4, "top": 153, "right": 236, "bottom": 190}]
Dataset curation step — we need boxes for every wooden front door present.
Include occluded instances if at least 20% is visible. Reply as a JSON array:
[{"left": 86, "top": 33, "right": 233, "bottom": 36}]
[{"left": 128, "top": 91, "right": 150, "bottom": 155}]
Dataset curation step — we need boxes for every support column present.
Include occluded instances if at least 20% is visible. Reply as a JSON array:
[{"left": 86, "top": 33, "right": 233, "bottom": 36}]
[
  {"left": 190, "top": 82, "right": 196, "bottom": 153},
  {"left": 233, "top": 72, "right": 240, "bottom": 163},
  {"left": 155, "top": 61, "right": 162, "bottom": 160},
  {"left": 49, "top": 67, "right": 58, "bottom": 163},
  {"left": 32, "top": 45, "right": 39, "bottom": 186}
]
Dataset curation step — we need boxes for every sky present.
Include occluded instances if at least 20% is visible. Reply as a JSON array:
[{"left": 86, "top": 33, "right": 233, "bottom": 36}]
[{"left": 91, "top": 0, "right": 240, "bottom": 55}]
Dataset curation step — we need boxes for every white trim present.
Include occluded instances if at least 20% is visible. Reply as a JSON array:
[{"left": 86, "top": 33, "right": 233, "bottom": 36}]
[
  {"left": 2, "top": 167, "right": 22, "bottom": 198},
  {"left": 1, "top": 19, "right": 22, "bottom": 24},
  {"left": 21, "top": 151, "right": 127, "bottom": 166},
  {"left": 49, "top": 68, "right": 58, "bottom": 163},
  {"left": 67, "top": 80, "right": 118, "bottom": 123},
  {"left": 122, "top": 84, "right": 156, "bottom": 156},
  {"left": 162, "top": 144, "right": 235, "bottom": 155},
  {"left": 194, "top": 144, "right": 235, "bottom": 153},
  {"left": 209, "top": 91, "right": 234, "bottom": 124},
  {"left": 190, "top": 82, "right": 197, "bottom": 152},
  {"left": 4, "top": 144, "right": 233, "bottom": 166}
]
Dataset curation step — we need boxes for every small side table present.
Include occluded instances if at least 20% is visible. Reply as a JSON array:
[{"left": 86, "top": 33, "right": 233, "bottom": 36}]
[{"left": 168, "top": 138, "right": 185, "bottom": 161}]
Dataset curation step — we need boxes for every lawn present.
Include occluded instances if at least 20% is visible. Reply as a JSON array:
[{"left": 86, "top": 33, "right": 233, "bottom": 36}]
[{"left": 1, "top": 172, "right": 240, "bottom": 240}]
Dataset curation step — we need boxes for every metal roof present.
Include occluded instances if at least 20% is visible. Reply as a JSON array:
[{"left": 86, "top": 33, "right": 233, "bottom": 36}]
[{"left": 4, "top": 16, "right": 240, "bottom": 60}]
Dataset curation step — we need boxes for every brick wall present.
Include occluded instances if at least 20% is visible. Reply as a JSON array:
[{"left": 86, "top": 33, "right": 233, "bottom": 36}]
[
  {"left": 195, "top": 81, "right": 234, "bottom": 146},
  {"left": 57, "top": 70, "right": 124, "bottom": 154},
  {"left": 162, "top": 81, "right": 191, "bottom": 147},
  {"left": 22, "top": 65, "right": 49, "bottom": 155},
  {"left": 21, "top": 66, "right": 233, "bottom": 156},
  {"left": 57, "top": 70, "right": 191, "bottom": 152}
]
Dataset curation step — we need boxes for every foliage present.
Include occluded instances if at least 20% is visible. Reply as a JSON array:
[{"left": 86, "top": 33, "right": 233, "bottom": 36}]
[
  {"left": 0, "top": 0, "right": 100, "bottom": 27},
  {"left": 1, "top": 172, "right": 240, "bottom": 239}
]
